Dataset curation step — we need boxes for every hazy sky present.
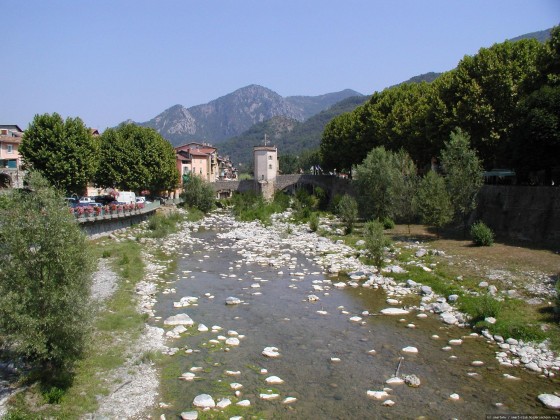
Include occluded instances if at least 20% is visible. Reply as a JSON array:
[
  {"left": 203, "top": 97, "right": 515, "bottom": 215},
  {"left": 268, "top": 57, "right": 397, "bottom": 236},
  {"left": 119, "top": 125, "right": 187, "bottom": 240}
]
[{"left": 3, "top": 0, "right": 558, "bottom": 130}]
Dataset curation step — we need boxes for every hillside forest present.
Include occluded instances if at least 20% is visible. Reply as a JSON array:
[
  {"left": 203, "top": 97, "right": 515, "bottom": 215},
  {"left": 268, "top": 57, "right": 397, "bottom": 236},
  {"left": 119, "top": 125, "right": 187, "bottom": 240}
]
[{"left": 320, "top": 27, "right": 560, "bottom": 185}]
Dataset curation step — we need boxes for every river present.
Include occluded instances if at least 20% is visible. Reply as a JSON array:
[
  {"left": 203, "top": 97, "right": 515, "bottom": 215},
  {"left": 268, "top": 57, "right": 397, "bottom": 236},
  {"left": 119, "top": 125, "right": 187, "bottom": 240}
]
[{"left": 153, "top": 211, "right": 559, "bottom": 419}]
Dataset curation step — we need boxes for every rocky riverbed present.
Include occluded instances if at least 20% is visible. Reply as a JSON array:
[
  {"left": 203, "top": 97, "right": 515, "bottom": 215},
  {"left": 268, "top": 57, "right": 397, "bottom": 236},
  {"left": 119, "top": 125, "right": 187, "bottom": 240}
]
[{"left": 1, "top": 208, "right": 559, "bottom": 418}]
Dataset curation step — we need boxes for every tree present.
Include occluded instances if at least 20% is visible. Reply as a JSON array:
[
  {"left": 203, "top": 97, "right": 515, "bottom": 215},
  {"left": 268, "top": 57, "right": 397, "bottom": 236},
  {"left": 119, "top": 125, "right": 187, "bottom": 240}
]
[
  {"left": 363, "top": 220, "right": 392, "bottom": 268},
  {"left": 353, "top": 146, "right": 401, "bottom": 220},
  {"left": 20, "top": 113, "right": 98, "bottom": 195},
  {"left": 440, "top": 129, "right": 483, "bottom": 233},
  {"left": 95, "top": 124, "right": 178, "bottom": 194},
  {"left": 415, "top": 170, "right": 453, "bottom": 237},
  {"left": 180, "top": 175, "right": 215, "bottom": 213},
  {"left": 336, "top": 194, "right": 358, "bottom": 234},
  {"left": 392, "top": 149, "right": 419, "bottom": 234},
  {"left": 0, "top": 172, "right": 94, "bottom": 380}
]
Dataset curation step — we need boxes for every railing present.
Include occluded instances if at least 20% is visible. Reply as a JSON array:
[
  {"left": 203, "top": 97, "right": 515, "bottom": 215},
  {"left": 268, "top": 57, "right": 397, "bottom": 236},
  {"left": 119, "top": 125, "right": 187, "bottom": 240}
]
[{"left": 72, "top": 201, "right": 160, "bottom": 224}]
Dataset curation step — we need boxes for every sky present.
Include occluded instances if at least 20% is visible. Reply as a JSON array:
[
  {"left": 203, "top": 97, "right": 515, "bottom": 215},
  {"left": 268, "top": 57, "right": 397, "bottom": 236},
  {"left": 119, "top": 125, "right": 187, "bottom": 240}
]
[{"left": 3, "top": 0, "right": 559, "bottom": 131}]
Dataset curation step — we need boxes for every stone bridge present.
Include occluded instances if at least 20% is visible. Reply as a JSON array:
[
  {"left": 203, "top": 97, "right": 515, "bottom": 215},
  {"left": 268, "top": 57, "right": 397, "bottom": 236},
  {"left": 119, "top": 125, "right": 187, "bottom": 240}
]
[{"left": 211, "top": 174, "right": 353, "bottom": 200}]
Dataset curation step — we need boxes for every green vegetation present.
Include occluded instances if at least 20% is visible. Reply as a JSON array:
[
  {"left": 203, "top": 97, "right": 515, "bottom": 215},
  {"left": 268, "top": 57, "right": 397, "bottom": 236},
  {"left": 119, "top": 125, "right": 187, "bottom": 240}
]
[
  {"left": 415, "top": 171, "right": 453, "bottom": 236},
  {"left": 20, "top": 113, "right": 98, "bottom": 195},
  {"left": 335, "top": 194, "right": 358, "bottom": 234},
  {"left": 363, "top": 220, "right": 392, "bottom": 268},
  {"left": 230, "top": 191, "right": 290, "bottom": 224},
  {"left": 144, "top": 212, "right": 186, "bottom": 238},
  {"left": 95, "top": 124, "right": 179, "bottom": 194},
  {"left": 319, "top": 27, "right": 560, "bottom": 183},
  {"left": 470, "top": 221, "right": 494, "bottom": 246},
  {"left": 0, "top": 173, "right": 95, "bottom": 385},
  {"left": 180, "top": 175, "right": 216, "bottom": 213}
]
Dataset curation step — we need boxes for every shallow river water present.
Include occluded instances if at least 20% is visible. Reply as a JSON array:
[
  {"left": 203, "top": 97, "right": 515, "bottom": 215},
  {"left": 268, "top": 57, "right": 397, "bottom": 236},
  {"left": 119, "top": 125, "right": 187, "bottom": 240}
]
[{"left": 153, "top": 216, "right": 559, "bottom": 419}]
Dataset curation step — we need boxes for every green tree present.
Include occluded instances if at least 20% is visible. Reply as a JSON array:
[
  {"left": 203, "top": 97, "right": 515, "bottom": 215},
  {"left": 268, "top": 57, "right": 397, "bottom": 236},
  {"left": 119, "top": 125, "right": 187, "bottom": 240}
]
[
  {"left": 95, "top": 124, "right": 178, "bottom": 194},
  {"left": 442, "top": 39, "right": 543, "bottom": 167},
  {"left": 415, "top": 170, "right": 453, "bottom": 237},
  {"left": 20, "top": 113, "right": 98, "bottom": 195},
  {"left": 363, "top": 220, "right": 392, "bottom": 268},
  {"left": 353, "top": 146, "right": 401, "bottom": 220},
  {"left": 180, "top": 175, "right": 215, "bottom": 213},
  {"left": 279, "top": 154, "right": 299, "bottom": 174},
  {"left": 0, "top": 172, "right": 94, "bottom": 380},
  {"left": 336, "top": 194, "right": 358, "bottom": 234},
  {"left": 440, "top": 129, "right": 484, "bottom": 233},
  {"left": 392, "top": 149, "right": 419, "bottom": 234}
]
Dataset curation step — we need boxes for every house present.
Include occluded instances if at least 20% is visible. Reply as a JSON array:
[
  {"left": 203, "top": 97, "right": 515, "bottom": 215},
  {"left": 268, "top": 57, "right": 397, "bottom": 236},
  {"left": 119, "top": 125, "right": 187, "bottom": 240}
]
[
  {"left": 0, "top": 125, "right": 24, "bottom": 188},
  {"left": 176, "top": 142, "right": 219, "bottom": 183}
]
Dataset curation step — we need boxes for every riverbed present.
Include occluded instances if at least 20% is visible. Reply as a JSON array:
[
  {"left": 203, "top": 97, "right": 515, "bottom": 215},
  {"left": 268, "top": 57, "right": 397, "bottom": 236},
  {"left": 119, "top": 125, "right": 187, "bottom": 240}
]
[{"left": 152, "top": 211, "right": 559, "bottom": 419}]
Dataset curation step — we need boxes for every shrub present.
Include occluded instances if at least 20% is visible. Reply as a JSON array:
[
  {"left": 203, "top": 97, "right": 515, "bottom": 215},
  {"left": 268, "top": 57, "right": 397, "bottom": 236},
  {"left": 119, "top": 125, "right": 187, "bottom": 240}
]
[
  {"left": 470, "top": 221, "right": 494, "bottom": 246},
  {"left": 0, "top": 172, "right": 95, "bottom": 381},
  {"left": 381, "top": 216, "right": 395, "bottom": 230},
  {"left": 336, "top": 194, "right": 358, "bottom": 234},
  {"left": 363, "top": 220, "right": 392, "bottom": 268},
  {"left": 309, "top": 213, "right": 319, "bottom": 232},
  {"left": 180, "top": 175, "right": 215, "bottom": 213},
  {"left": 459, "top": 294, "right": 501, "bottom": 323}
]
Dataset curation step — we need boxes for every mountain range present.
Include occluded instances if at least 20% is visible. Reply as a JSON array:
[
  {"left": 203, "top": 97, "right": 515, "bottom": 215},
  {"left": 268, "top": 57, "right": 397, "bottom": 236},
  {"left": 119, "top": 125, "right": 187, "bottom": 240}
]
[
  {"left": 130, "top": 85, "right": 363, "bottom": 146},
  {"left": 124, "top": 27, "right": 554, "bottom": 166}
]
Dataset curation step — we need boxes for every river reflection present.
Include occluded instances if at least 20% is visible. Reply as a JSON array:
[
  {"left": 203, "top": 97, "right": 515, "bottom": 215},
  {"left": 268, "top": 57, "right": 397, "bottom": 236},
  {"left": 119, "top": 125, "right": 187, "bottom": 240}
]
[{"left": 153, "top": 220, "right": 559, "bottom": 419}]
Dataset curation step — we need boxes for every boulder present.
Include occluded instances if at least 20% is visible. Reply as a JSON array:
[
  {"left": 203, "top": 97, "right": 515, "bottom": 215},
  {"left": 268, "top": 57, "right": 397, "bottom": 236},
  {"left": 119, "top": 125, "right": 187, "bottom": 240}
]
[
  {"left": 538, "top": 394, "right": 560, "bottom": 409},
  {"left": 164, "top": 313, "right": 193, "bottom": 326},
  {"left": 193, "top": 394, "right": 215, "bottom": 408}
]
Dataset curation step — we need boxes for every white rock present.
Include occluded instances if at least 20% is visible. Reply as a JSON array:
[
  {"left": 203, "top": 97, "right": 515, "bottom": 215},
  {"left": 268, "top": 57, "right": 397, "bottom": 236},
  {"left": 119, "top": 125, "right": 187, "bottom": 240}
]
[
  {"left": 236, "top": 400, "right": 251, "bottom": 407},
  {"left": 180, "top": 411, "right": 198, "bottom": 420},
  {"left": 225, "top": 370, "right": 241, "bottom": 376},
  {"left": 367, "top": 390, "right": 389, "bottom": 399},
  {"left": 538, "top": 394, "right": 560, "bottom": 409},
  {"left": 216, "top": 398, "right": 231, "bottom": 409},
  {"left": 386, "top": 377, "right": 404, "bottom": 385},
  {"left": 380, "top": 308, "right": 410, "bottom": 315},
  {"left": 449, "top": 339, "right": 463, "bottom": 346},
  {"left": 262, "top": 347, "right": 280, "bottom": 358},
  {"left": 225, "top": 337, "right": 240, "bottom": 346},
  {"left": 193, "top": 394, "right": 215, "bottom": 408},
  {"left": 225, "top": 296, "right": 242, "bottom": 305},
  {"left": 230, "top": 383, "right": 243, "bottom": 390},
  {"left": 265, "top": 376, "right": 284, "bottom": 385},
  {"left": 164, "top": 313, "right": 194, "bottom": 326},
  {"left": 260, "top": 393, "right": 280, "bottom": 400},
  {"left": 197, "top": 324, "right": 209, "bottom": 332},
  {"left": 402, "top": 346, "right": 418, "bottom": 354},
  {"left": 449, "top": 393, "right": 460, "bottom": 400},
  {"left": 283, "top": 397, "right": 297, "bottom": 404},
  {"left": 349, "top": 316, "right": 363, "bottom": 323},
  {"left": 471, "top": 361, "right": 484, "bottom": 366},
  {"left": 383, "top": 399, "right": 395, "bottom": 406}
]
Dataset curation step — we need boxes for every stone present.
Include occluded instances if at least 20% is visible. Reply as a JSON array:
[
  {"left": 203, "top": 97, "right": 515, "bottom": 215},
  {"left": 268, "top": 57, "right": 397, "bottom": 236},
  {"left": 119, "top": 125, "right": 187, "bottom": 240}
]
[
  {"left": 386, "top": 377, "right": 404, "bottom": 385},
  {"left": 538, "top": 394, "right": 560, "bottom": 409},
  {"left": 265, "top": 376, "right": 284, "bottom": 385},
  {"left": 283, "top": 397, "right": 297, "bottom": 404},
  {"left": 415, "top": 249, "right": 427, "bottom": 258},
  {"left": 262, "top": 347, "right": 280, "bottom": 358},
  {"left": 525, "top": 362, "right": 542, "bottom": 373},
  {"left": 383, "top": 399, "right": 395, "bottom": 406},
  {"left": 448, "top": 294, "right": 459, "bottom": 303},
  {"left": 216, "top": 398, "right": 231, "bottom": 409},
  {"left": 402, "top": 346, "right": 418, "bottom": 354},
  {"left": 349, "top": 316, "right": 363, "bottom": 322},
  {"left": 225, "top": 296, "right": 242, "bottom": 305},
  {"left": 403, "top": 374, "right": 421, "bottom": 387},
  {"left": 164, "top": 313, "right": 194, "bottom": 326},
  {"left": 225, "top": 337, "right": 240, "bottom": 346},
  {"left": 449, "top": 339, "right": 463, "bottom": 346},
  {"left": 406, "top": 279, "right": 418, "bottom": 287},
  {"left": 449, "top": 393, "right": 460, "bottom": 400},
  {"left": 193, "top": 394, "right": 215, "bottom": 408},
  {"left": 367, "top": 390, "right": 389, "bottom": 399},
  {"left": 441, "top": 312, "right": 458, "bottom": 325},
  {"left": 380, "top": 308, "right": 410, "bottom": 315},
  {"left": 485, "top": 317, "right": 496, "bottom": 324},
  {"left": 420, "top": 285, "right": 433, "bottom": 295},
  {"left": 236, "top": 400, "right": 251, "bottom": 407},
  {"left": 260, "top": 393, "right": 280, "bottom": 400},
  {"left": 478, "top": 281, "right": 489, "bottom": 288},
  {"left": 181, "top": 411, "right": 198, "bottom": 420}
]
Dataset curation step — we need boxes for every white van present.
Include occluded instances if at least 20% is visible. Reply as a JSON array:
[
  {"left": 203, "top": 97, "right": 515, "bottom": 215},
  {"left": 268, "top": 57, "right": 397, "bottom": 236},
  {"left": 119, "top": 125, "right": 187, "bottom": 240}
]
[{"left": 117, "top": 191, "right": 136, "bottom": 204}]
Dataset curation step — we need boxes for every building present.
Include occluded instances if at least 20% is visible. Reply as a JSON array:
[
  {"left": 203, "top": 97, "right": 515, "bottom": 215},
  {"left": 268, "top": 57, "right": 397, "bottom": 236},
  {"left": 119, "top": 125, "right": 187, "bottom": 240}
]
[
  {"left": 0, "top": 125, "right": 24, "bottom": 188},
  {"left": 253, "top": 145, "right": 278, "bottom": 182},
  {"left": 176, "top": 142, "right": 218, "bottom": 183}
]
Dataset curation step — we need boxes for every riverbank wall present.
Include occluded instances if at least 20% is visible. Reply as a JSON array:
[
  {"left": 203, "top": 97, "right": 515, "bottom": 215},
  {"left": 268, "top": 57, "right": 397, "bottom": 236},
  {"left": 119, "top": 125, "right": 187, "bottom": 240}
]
[{"left": 472, "top": 185, "right": 560, "bottom": 247}]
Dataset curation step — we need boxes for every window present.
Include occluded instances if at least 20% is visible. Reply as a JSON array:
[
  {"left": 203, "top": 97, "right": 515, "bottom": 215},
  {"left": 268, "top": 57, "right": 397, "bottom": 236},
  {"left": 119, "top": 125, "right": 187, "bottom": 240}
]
[
  {"left": 269, "top": 164, "right": 272, "bottom": 170},
  {"left": 7, "top": 145, "right": 13, "bottom": 153},
  {"left": 268, "top": 155, "right": 272, "bottom": 160}
]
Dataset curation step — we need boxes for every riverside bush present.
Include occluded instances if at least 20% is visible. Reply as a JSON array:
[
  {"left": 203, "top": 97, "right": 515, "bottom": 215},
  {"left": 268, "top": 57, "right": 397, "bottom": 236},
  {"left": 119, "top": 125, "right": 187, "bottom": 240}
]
[
  {"left": 336, "top": 194, "right": 358, "bottom": 234},
  {"left": 309, "top": 213, "right": 319, "bottom": 232},
  {"left": 470, "top": 221, "right": 494, "bottom": 246},
  {"left": 364, "top": 220, "right": 392, "bottom": 268},
  {"left": 180, "top": 175, "right": 215, "bottom": 213}
]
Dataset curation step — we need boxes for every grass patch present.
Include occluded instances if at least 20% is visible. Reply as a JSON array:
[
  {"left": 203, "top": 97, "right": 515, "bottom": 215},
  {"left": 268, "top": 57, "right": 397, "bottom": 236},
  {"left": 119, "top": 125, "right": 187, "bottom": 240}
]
[{"left": 144, "top": 211, "right": 185, "bottom": 238}]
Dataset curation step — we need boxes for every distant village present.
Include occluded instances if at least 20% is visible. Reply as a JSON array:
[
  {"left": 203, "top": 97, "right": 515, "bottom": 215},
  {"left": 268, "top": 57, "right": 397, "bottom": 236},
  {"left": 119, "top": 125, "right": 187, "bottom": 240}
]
[{"left": 0, "top": 124, "right": 239, "bottom": 194}]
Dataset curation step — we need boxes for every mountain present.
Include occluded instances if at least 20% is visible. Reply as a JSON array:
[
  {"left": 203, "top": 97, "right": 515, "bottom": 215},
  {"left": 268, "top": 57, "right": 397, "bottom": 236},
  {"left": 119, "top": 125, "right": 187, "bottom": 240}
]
[
  {"left": 219, "top": 94, "right": 370, "bottom": 166},
  {"left": 130, "top": 85, "right": 362, "bottom": 146},
  {"left": 285, "top": 89, "right": 363, "bottom": 120},
  {"left": 509, "top": 28, "right": 552, "bottom": 43}
]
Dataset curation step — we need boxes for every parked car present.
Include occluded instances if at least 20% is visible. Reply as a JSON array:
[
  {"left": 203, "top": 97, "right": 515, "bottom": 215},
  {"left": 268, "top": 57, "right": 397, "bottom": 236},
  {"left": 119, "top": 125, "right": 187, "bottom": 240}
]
[
  {"left": 94, "top": 195, "right": 117, "bottom": 205},
  {"left": 79, "top": 197, "right": 95, "bottom": 204},
  {"left": 116, "top": 191, "right": 136, "bottom": 204},
  {"left": 75, "top": 202, "right": 102, "bottom": 208},
  {"left": 136, "top": 196, "right": 150, "bottom": 204}
]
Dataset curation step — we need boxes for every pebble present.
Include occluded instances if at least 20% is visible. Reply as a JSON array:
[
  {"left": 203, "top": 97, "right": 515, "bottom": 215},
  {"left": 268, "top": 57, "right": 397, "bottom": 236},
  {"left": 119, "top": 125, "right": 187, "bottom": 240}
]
[
  {"left": 236, "top": 400, "right": 251, "bottom": 407},
  {"left": 380, "top": 308, "right": 410, "bottom": 315},
  {"left": 192, "top": 394, "right": 215, "bottom": 408},
  {"left": 262, "top": 347, "right": 280, "bottom": 358},
  {"left": 265, "top": 376, "right": 284, "bottom": 385},
  {"left": 383, "top": 399, "right": 395, "bottom": 406},
  {"left": 367, "top": 390, "right": 389, "bottom": 399},
  {"left": 538, "top": 394, "right": 560, "bottom": 409},
  {"left": 180, "top": 411, "right": 198, "bottom": 420},
  {"left": 402, "top": 346, "right": 418, "bottom": 354},
  {"left": 283, "top": 397, "right": 297, "bottom": 404},
  {"left": 449, "top": 393, "right": 460, "bottom": 400}
]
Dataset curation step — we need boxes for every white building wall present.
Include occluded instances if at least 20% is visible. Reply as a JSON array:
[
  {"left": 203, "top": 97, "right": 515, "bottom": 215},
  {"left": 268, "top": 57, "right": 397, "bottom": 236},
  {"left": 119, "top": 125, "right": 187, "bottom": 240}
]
[{"left": 254, "top": 148, "right": 277, "bottom": 181}]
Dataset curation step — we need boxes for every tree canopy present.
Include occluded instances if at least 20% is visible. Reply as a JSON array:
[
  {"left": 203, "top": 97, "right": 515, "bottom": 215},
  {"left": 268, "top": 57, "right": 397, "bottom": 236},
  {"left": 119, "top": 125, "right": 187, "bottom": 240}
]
[
  {"left": 95, "top": 124, "right": 179, "bottom": 193},
  {"left": 20, "top": 113, "right": 98, "bottom": 195},
  {"left": 319, "top": 27, "right": 559, "bottom": 183}
]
